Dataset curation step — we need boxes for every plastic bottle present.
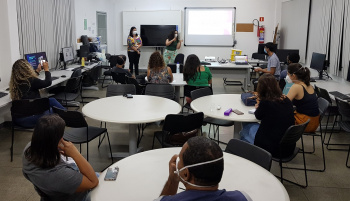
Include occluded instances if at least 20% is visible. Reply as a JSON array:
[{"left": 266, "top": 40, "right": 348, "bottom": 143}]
[
  {"left": 176, "top": 62, "right": 180, "bottom": 74},
  {"left": 81, "top": 57, "right": 85, "bottom": 67}
]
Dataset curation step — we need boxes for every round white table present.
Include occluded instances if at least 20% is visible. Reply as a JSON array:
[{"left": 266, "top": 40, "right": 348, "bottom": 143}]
[
  {"left": 190, "top": 94, "right": 259, "bottom": 138},
  {"left": 82, "top": 95, "right": 181, "bottom": 157},
  {"left": 91, "top": 148, "right": 289, "bottom": 201}
]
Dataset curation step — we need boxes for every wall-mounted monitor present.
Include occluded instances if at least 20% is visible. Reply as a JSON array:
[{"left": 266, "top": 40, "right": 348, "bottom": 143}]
[{"left": 140, "top": 25, "right": 177, "bottom": 47}]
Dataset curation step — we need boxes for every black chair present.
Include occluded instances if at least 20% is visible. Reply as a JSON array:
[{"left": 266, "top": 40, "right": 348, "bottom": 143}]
[
  {"left": 145, "top": 84, "right": 175, "bottom": 100},
  {"left": 53, "top": 107, "right": 113, "bottom": 163},
  {"left": 326, "top": 97, "right": 350, "bottom": 151},
  {"left": 174, "top": 53, "right": 185, "bottom": 64},
  {"left": 191, "top": 88, "right": 235, "bottom": 144},
  {"left": 272, "top": 120, "right": 310, "bottom": 188},
  {"left": 126, "top": 76, "right": 146, "bottom": 95},
  {"left": 81, "top": 65, "right": 101, "bottom": 103},
  {"left": 101, "top": 53, "right": 112, "bottom": 88},
  {"left": 302, "top": 97, "right": 329, "bottom": 172},
  {"left": 111, "top": 72, "right": 127, "bottom": 84},
  {"left": 168, "top": 63, "right": 183, "bottom": 73},
  {"left": 225, "top": 139, "right": 272, "bottom": 171},
  {"left": 54, "top": 76, "right": 83, "bottom": 108},
  {"left": 10, "top": 98, "right": 50, "bottom": 161},
  {"left": 106, "top": 84, "right": 136, "bottom": 97},
  {"left": 71, "top": 68, "right": 82, "bottom": 78},
  {"left": 152, "top": 112, "right": 204, "bottom": 148},
  {"left": 182, "top": 85, "right": 212, "bottom": 113}
]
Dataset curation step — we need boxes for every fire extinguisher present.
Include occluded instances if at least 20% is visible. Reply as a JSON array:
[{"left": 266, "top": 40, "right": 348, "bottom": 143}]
[{"left": 258, "top": 26, "right": 265, "bottom": 44}]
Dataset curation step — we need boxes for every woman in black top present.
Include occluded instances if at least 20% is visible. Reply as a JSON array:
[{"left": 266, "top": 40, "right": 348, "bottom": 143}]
[
  {"left": 240, "top": 74, "right": 295, "bottom": 157},
  {"left": 9, "top": 59, "right": 65, "bottom": 127}
]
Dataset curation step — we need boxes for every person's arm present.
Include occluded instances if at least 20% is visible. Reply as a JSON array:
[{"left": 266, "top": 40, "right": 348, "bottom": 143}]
[
  {"left": 286, "top": 84, "right": 301, "bottom": 101},
  {"left": 165, "top": 39, "right": 174, "bottom": 46},
  {"left": 167, "top": 67, "right": 173, "bottom": 83},
  {"left": 254, "top": 100, "right": 265, "bottom": 120},
  {"left": 31, "top": 62, "right": 52, "bottom": 89},
  {"left": 254, "top": 67, "right": 276, "bottom": 75},
  {"left": 137, "top": 37, "right": 142, "bottom": 49},
  {"left": 160, "top": 154, "right": 179, "bottom": 196},
  {"left": 58, "top": 139, "right": 98, "bottom": 192},
  {"left": 207, "top": 66, "right": 213, "bottom": 85},
  {"left": 176, "top": 40, "right": 182, "bottom": 49},
  {"left": 128, "top": 37, "right": 140, "bottom": 53}
]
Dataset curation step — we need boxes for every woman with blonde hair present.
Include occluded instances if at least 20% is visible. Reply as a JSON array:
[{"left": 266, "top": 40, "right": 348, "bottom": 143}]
[
  {"left": 147, "top": 51, "right": 173, "bottom": 84},
  {"left": 9, "top": 59, "right": 65, "bottom": 127}
]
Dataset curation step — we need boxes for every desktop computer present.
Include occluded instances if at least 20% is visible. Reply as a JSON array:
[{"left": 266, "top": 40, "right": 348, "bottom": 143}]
[
  {"left": 310, "top": 52, "right": 327, "bottom": 80},
  {"left": 61, "top": 47, "right": 74, "bottom": 69},
  {"left": 25, "top": 52, "right": 48, "bottom": 70}
]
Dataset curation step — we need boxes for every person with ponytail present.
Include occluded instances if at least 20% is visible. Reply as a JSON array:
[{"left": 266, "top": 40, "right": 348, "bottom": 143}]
[{"left": 286, "top": 63, "right": 320, "bottom": 132}]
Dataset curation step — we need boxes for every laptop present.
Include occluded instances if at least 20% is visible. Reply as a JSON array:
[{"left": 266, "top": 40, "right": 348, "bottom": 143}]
[{"left": 235, "top": 56, "right": 248, "bottom": 65}]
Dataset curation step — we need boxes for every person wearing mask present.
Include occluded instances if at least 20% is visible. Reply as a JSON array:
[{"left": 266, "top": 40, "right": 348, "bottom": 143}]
[
  {"left": 155, "top": 136, "right": 251, "bottom": 201},
  {"left": 183, "top": 54, "right": 212, "bottom": 103},
  {"left": 147, "top": 51, "right": 173, "bottom": 84},
  {"left": 23, "top": 114, "right": 98, "bottom": 201},
  {"left": 240, "top": 74, "right": 295, "bottom": 157},
  {"left": 9, "top": 59, "right": 65, "bottom": 127},
  {"left": 286, "top": 63, "right": 320, "bottom": 132},
  {"left": 163, "top": 30, "right": 182, "bottom": 64},
  {"left": 279, "top": 53, "right": 300, "bottom": 90},
  {"left": 127, "top": 26, "right": 142, "bottom": 75}
]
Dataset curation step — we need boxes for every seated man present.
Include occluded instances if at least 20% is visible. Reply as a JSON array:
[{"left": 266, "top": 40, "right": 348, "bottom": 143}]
[
  {"left": 155, "top": 136, "right": 251, "bottom": 201},
  {"left": 111, "top": 55, "right": 133, "bottom": 77}
]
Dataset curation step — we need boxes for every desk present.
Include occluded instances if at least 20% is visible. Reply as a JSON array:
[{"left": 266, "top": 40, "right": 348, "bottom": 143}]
[
  {"left": 249, "top": 59, "right": 268, "bottom": 65},
  {"left": 206, "top": 62, "right": 252, "bottom": 92},
  {"left": 82, "top": 95, "right": 181, "bottom": 157},
  {"left": 91, "top": 148, "right": 289, "bottom": 201},
  {"left": 191, "top": 94, "right": 258, "bottom": 138}
]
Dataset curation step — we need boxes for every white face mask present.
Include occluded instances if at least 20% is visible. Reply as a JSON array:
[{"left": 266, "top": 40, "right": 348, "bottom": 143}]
[
  {"left": 133, "top": 31, "right": 137, "bottom": 35},
  {"left": 285, "top": 75, "right": 293, "bottom": 83},
  {"left": 174, "top": 156, "right": 223, "bottom": 188},
  {"left": 174, "top": 34, "right": 178, "bottom": 38}
]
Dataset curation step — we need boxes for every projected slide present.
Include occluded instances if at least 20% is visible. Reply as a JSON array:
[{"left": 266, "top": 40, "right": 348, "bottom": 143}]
[{"left": 188, "top": 10, "right": 232, "bottom": 35}]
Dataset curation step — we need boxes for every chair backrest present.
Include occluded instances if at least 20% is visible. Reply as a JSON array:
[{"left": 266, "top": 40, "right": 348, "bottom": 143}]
[
  {"left": 184, "top": 85, "right": 212, "bottom": 98},
  {"left": 314, "top": 85, "right": 332, "bottom": 104},
  {"left": 317, "top": 97, "right": 330, "bottom": 121},
  {"left": 105, "top": 53, "right": 111, "bottom": 61},
  {"left": 82, "top": 66, "right": 100, "bottom": 87},
  {"left": 168, "top": 63, "right": 184, "bottom": 73},
  {"left": 145, "top": 84, "right": 174, "bottom": 99},
  {"left": 174, "top": 53, "right": 185, "bottom": 64},
  {"left": 11, "top": 98, "right": 50, "bottom": 119},
  {"left": 126, "top": 76, "right": 144, "bottom": 95},
  {"left": 52, "top": 107, "right": 88, "bottom": 128},
  {"left": 64, "top": 76, "right": 82, "bottom": 93},
  {"left": 252, "top": 53, "right": 266, "bottom": 60},
  {"left": 163, "top": 112, "right": 204, "bottom": 134},
  {"left": 106, "top": 84, "right": 136, "bottom": 97},
  {"left": 335, "top": 97, "right": 350, "bottom": 119},
  {"left": 71, "top": 68, "right": 82, "bottom": 78},
  {"left": 280, "top": 119, "right": 310, "bottom": 145},
  {"left": 225, "top": 139, "right": 272, "bottom": 171},
  {"left": 191, "top": 87, "right": 213, "bottom": 101},
  {"left": 111, "top": 71, "right": 127, "bottom": 84}
]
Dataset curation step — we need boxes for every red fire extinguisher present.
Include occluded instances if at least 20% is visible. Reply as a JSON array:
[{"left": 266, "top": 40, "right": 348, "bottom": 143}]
[{"left": 258, "top": 26, "right": 265, "bottom": 44}]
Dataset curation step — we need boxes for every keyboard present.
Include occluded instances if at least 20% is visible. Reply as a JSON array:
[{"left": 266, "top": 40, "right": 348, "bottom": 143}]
[
  {"left": 51, "top": 76, "right": 59, "bottom": 81},
  {"left": 329, "top": 91, "right": 350, "bottom": 101},
  {"left": 0, "top": 92, "right": 8, "bottom": 98}
]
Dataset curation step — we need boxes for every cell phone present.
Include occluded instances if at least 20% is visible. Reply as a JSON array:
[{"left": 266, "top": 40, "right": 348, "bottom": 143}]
[
  {"left": 104, "top": 167, "right": 119, "bottom": 181},
  {"left": 126, "top": 94, "right": 133, "bottom": 98},
  {"left": 232, "top": 109, "right": 244, "bottom": 115}
]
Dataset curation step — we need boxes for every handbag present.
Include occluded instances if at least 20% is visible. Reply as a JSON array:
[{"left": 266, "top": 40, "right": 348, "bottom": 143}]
[{"left": 241, "top": 92, "right": 257, "bottom": 106}]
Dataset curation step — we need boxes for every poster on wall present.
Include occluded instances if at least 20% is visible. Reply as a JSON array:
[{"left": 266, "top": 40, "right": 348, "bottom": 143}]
[{"left": 84, "top": 19, "right": 87, "bottom": 30}]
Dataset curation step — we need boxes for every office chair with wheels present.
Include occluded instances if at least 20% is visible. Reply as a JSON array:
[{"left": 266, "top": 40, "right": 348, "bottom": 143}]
[
  {"left": 53, "top": 107, "right": 113, "bottom": 163},
  {"left": 81, "top": 65, "right": 101, "bottom": 103},
  {"left": 54, "top": 76, "right": 83, "bottom": 108},
  {"left": 10, "top": 98, "right": 50, "bottom": 161},
  {"left": 225, "top": 139, "right": 272, "bottom": 171},
  {"left": 152, "top": 112, "right": 204, "bottom": 148},
  {"left": 272, "top": 120, "right": 310, "bottom": 188}
]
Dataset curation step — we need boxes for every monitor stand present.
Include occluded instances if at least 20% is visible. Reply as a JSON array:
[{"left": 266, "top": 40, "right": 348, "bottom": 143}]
[{"left": 311, "top": 70, "right": 331, "bottom": 81}]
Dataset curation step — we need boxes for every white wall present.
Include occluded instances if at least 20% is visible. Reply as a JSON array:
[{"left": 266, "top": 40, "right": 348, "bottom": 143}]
[
  {"left": 75, "top": 0, "right": 116, "bottom": 53},
  {"left": 110, "top": 0, "right": 282, "bottom": 69}
]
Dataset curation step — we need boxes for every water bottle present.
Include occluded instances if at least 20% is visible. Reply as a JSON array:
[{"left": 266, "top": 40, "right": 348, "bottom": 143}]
[{"left": 176, "top": 62, "right": 180, "bottom": 74}]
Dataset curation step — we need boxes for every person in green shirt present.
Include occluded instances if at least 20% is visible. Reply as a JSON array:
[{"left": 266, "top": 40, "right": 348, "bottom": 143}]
[
  {"left": 163, "top": 30, "right": 182, "bottom": 64},
  {"left": 183, "top": 54, "right": 212, "bottom": 103}
]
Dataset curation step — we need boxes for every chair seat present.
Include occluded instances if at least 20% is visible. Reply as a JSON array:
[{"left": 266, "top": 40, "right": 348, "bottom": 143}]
[
  {"left": 204, "top": 117, "right": 235, "bottom": 127},
  {"left": 64, "top": 126, "right": 107, "bottom": 143},
  {"left": 272, "top": 147, "right": 300, "bottom": 163},
  {"left": 339, "top": 121, "right": 350, "bottom": 132},
  {"left": 54, "top": 93, "right": 80, "bottom": 101},
  {"left": 104, "top": 70, "right": 112, "bottom": 76},
  {"left": 154, "top": 131, "right": 183, "bottom": 148}
]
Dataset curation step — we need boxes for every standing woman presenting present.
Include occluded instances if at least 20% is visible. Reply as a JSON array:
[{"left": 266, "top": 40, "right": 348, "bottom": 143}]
[
  {"left": 163, "top": 30, "right": 182, "bottom": 64},
  {"left": 127, "top": 26, "right": 142, "bottom": 75}
]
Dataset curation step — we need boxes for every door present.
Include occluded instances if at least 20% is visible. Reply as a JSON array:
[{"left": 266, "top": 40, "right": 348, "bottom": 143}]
[{"left": 97, "top": 11, "right": 108, "bottom": 51}]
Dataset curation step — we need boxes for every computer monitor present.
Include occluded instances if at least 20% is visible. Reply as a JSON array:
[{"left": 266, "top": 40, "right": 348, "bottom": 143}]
[
  {"left": 80, "top": 44, "right": 90, "bottom": 59},
  {"left": 25, "top": 52, "right": 48, "bottom": 70},
  {"left": 62, "top": 47, "right": 74, "bottom": 62},
  {"left": 276, "top": 49, "right": 299, "bottom": 64},
  {"left": 310, "top": 52, "right": 326, "bottom": 80}
]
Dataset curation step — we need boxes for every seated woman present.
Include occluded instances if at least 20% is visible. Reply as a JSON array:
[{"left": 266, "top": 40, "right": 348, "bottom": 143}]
[
  {"left": 9, "top": 59, "right": 65, "bottom": 127},
  {"left": 183, "top": 54, "right": 212, "bottom": 103},
  {"left": 147, "top": 51, "right": 173, "bottom": 84},
  {"left": 286, "top": 63, "right": 320, "bottom": 132},
  {"left": 240, "top": 74, "right": 295, "bottom": 157},
  {"left": 23, "top": 114, "right": 98, "bottom": 201}
]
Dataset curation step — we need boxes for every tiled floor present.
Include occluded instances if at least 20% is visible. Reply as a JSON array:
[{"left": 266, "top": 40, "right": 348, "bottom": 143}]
[{"left": 0, "top": 76, "right": 350, "bottom": 201}]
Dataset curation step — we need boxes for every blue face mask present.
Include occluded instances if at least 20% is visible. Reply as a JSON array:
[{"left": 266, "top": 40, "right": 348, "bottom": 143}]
[{"left": 264, "top": 49, "right": 267, "bottom": 54}]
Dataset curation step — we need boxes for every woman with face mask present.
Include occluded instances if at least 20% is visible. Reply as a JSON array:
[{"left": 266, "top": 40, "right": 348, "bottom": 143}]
[
  {"left": 163, "top": 30, "right": 182, "bottom": 64},
  {"left": 127, "top": 26, "right": 142, "bottom": 75},
  {"left": 286, "top": 63, "right": 320, "bottom": 132}
]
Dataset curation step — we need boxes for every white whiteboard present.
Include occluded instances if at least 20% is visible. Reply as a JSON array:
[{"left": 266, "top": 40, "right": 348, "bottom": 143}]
[{"left": 122, "top": 10, "right": 182, "bottom": 45}]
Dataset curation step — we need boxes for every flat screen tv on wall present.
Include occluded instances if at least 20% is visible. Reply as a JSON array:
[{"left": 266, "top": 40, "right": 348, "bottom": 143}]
[{"left": 140, "top": 25, "right": 177, "bottom": 47}]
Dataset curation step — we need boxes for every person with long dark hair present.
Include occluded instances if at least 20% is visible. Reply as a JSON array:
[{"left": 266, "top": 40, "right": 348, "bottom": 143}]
[
  {"left": 183, "top": 54, "right": 212, "bottom": 103},
  {"left": 147, "top": 51, "right": 173, "bottom": 84},
  {"left": 163, "top": 30, "right": 182, "bottom": 64},
  {"left": 286, "top": 63, "right": 319, "bottom": 132},
  {"left": 23, "top": 114, "right": 98, "bottom": 201},
  {"left": 240, "top": 74, "right": 295, "bottom": 157},
  {"left": 127, "top": 26, "right": 142, "bottom": 75}
]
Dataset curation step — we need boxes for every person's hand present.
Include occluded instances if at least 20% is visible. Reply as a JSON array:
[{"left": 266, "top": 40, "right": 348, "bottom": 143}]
[
  {"left": 173, "top": 37, "right": 177, "bottom": 41},
  {"left": 58, "top": 139, "right": 80, "bottom": 158},
  {"left": 254, "top": 67, "right": 261, "bottom": 72},
  {"left": 36, "top": 65, "right": 42, "bottom": 73},
  {"left": 168, "top": 154, "right": 179, "bottom": 181},
  {"left": 42, "top": 61, "right": 49, "bottom": 71}
]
